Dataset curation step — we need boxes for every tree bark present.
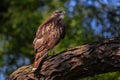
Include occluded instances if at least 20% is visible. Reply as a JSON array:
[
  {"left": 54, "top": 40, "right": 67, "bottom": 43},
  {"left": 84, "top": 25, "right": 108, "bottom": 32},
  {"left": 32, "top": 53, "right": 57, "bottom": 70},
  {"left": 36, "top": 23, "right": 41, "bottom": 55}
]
[{"left": 6, "top": 38, "right": 120, "bottom": 80}]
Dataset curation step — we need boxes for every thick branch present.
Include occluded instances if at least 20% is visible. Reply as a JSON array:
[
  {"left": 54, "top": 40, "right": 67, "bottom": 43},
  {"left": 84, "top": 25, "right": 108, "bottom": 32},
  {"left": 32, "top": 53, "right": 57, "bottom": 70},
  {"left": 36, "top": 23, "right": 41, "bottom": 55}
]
[{"left": 7, "top": 38, "right": 120, "bottom": 80}]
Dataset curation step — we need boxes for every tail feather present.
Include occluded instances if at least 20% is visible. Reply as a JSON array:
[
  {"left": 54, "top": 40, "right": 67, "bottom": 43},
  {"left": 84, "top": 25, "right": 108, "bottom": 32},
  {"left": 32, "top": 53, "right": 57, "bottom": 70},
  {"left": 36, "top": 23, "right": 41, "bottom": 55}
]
[{"left": 32, "top": 50, "right": 48, "bottom": 71}]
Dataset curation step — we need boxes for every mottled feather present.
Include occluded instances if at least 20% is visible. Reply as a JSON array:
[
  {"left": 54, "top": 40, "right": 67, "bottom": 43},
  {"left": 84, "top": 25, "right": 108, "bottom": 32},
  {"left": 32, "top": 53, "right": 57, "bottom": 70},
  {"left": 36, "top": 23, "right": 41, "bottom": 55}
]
[{"left": 32, "top": 10, "right": 66, "bottom": 71}]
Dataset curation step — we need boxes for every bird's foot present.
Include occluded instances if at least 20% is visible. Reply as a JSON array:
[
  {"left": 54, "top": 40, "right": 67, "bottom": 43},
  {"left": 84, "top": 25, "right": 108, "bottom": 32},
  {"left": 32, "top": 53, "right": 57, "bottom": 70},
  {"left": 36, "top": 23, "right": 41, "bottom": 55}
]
[
  {"left": 30, "top": 68, "right": 42, "bottom": 78},
  {"left": 31, "top": 68, "right": 37, "bottom": 73}
]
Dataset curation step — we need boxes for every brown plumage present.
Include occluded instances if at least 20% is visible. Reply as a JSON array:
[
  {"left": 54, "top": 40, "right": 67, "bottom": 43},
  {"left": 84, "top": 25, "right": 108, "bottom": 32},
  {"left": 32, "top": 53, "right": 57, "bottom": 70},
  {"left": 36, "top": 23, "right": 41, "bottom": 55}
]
[{"left": 32, "top": 10, "right": 66, "bottom": 71}]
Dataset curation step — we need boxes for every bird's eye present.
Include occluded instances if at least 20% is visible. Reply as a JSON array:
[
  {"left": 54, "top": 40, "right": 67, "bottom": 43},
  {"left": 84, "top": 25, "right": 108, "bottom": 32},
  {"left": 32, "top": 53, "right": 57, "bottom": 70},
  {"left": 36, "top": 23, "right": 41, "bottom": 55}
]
[{"left": 55, "top": 10, "right": 62, "bottom": 13}]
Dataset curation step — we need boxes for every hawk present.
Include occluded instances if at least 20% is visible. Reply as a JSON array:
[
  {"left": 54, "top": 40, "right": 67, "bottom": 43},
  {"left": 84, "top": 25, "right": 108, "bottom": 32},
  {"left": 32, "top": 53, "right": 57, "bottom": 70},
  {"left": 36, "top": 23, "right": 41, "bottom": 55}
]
[{"left": 32, "top": 10, "right": 66, "bottom": 71}]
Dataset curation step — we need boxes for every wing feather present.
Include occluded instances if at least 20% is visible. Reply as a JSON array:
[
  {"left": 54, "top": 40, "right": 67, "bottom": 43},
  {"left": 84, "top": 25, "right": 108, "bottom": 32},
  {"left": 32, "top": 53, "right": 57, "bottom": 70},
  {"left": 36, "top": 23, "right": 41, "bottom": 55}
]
[{"left": 33, "top": 17, "right": 65, "bottom": 53}]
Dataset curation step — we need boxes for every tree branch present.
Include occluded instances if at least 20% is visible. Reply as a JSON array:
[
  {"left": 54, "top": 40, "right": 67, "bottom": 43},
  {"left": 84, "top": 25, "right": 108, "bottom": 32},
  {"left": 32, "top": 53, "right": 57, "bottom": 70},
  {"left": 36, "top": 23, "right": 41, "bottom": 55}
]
[{"left": 6, "top": 38, "right": 120, "bottom": 80}]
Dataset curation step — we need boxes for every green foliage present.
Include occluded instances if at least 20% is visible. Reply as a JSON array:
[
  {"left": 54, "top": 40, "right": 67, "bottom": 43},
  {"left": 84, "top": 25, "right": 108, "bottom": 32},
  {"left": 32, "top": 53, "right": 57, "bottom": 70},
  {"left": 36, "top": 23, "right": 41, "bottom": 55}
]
[
  {"left": 81, "top": 72, "right": 120, "bottom": 80},
  {"left": 0, "top": 0, "right": 120, "bottom": 79}
]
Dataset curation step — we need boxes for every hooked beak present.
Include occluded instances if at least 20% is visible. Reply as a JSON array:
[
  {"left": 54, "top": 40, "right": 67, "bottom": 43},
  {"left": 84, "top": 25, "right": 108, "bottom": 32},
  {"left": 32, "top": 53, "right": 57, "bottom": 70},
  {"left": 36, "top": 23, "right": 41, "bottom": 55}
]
[{"left": 59, "top": 11, "right": 65, "bottom": 19}]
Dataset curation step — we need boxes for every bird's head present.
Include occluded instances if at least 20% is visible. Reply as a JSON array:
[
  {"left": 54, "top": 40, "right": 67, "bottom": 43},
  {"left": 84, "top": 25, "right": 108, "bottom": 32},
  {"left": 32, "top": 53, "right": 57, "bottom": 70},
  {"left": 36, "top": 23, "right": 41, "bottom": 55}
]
[{"left": 51, "top": 10, "right": 65, "bottom": 19}]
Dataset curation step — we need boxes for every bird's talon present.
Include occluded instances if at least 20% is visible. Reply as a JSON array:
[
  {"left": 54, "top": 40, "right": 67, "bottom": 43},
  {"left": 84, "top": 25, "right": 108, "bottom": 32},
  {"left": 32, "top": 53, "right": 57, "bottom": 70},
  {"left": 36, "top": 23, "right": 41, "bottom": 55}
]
[{"left": 31, "top": 68, "right": 37, "bottom": 72}]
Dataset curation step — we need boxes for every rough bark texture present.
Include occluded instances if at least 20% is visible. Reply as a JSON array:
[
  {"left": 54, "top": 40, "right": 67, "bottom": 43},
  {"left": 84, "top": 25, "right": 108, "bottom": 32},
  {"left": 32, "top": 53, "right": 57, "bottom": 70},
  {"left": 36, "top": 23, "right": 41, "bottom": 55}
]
[{"left": 7, "top": 38, "right": 120, "bottom": 80}]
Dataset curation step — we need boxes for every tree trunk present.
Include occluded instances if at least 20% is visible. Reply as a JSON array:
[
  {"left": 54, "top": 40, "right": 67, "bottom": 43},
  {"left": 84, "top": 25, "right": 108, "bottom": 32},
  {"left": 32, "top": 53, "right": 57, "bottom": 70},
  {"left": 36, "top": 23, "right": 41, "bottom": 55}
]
[{"left": 6, "top": 38, "right": 120, "bottom": 80}]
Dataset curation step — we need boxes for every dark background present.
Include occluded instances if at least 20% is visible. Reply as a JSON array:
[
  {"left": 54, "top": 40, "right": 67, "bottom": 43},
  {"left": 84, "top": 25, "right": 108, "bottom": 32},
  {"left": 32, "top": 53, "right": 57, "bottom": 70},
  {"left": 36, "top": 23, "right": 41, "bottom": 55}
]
[{"left": 0, "top": 0, "right": 120, "bottom": 80}]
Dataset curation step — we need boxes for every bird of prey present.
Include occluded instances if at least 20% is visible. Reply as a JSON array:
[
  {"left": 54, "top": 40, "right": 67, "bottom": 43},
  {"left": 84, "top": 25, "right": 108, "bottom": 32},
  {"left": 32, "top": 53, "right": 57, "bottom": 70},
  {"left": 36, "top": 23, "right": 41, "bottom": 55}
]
[{"left": 32, "top": 10, "right": 66, "bottom": 71}]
